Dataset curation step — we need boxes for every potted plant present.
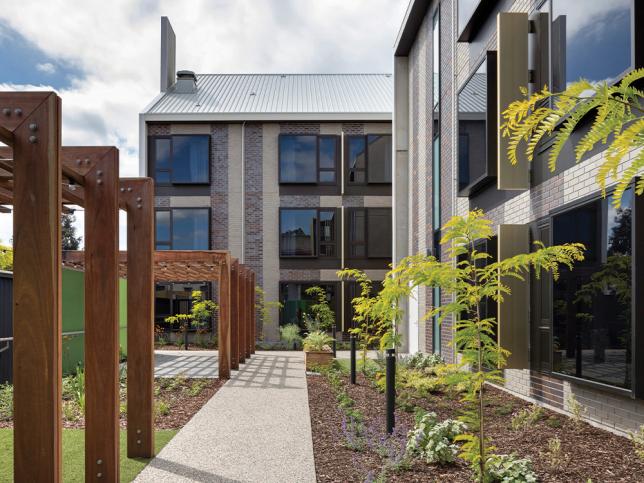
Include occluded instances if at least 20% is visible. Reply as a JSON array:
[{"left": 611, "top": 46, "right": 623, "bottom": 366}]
[{"left": 303, "top": 330, "right": 334, "bottom": 370}]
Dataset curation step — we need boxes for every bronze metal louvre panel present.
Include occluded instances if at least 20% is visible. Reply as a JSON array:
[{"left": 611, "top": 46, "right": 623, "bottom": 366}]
[
  {"left": 497, "top": 12, "right": 529, "bottom": 190},
  {"left": 498, "top": 224, "right": 530, "bottom": 369}
]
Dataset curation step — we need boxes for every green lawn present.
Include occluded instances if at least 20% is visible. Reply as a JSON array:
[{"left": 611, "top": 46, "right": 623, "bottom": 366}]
[{"left": 0, "top": 429, "right": 176, "bottom": 482}]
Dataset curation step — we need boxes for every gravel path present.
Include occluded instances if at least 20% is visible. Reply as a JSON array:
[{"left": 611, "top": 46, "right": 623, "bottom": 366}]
[{"left": 136, "top": 351, "right": 316, "bottom": 483}]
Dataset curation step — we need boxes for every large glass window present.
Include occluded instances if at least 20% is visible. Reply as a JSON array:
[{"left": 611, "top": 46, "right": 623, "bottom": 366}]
[
  {"left": 347, "top": 135, "right": 392, "bottom": 184},
  {"left": 551, "top": 0, "right": 633, "bottom": 90},
  {"left": 150, "top": 135, "right": 210, "bottom": 185},
  {"left": 348, "top": 208, "right": 392, "bottom": 259},
  {"left": 457, "top": 54, "right": 496, "bottom": 196},
  {"left": 552, "top": 189, "right": 633, "bottom": 389},
  {"left": 279, "top": 209, "right": 337, "bottom": 257},
  {"left": 279, "top": 135, "right": 338, "bottom": 184},
  {"left": 155, "top": 208, "right": 210, "bottom": 250},
  {"left": 279, "top": 282, "right": 338, "bottom": 330}
]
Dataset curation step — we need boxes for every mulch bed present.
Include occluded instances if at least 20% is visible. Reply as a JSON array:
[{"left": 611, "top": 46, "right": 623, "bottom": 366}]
[
  {"left": 307, "top": 372, "right": 644, "bottom": 482},
  {"left": 0, "top": 377, "right": 224, "bottom": 430}
]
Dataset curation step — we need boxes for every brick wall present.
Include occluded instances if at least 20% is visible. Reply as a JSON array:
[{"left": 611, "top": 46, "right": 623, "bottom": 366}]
[{"left": 402, "top": 0, "right": 644, "bottom": 433}]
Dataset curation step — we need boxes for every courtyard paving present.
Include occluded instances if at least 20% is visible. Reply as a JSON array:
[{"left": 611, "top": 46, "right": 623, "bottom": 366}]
[{"left": 139, "top": 350, "right": 316, "bottom": 483}]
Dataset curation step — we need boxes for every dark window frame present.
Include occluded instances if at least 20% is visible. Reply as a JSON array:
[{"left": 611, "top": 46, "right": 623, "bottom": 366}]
[
  {"left": 345, "top": 134, "right": 393, "bottom": 186},
  {"left": 347, "top": 207, "right": 393, "bottom": 259},
  {"left": 278, "top": 134, "right": 340, "bottom": 185},
  {"left": 148, "top": 134, "right": 211, "bottom": 186},
  {"left": 279, "top": 207, "right": 339, "bottom": 259},
  {"left": 155, "top": 281, "right": 213, "bottom": 331},
  {"left": 278, "top": 281, "right": 340, "bottom": 331},
  {"left": 545, "top": 183, "right": 642, "bottom": 398},
  {"left": 155, "top": 207, "right": 212, "bottom": 251},
  {"left": 456, "top": 51, "right": 497, "bottom": 197}
]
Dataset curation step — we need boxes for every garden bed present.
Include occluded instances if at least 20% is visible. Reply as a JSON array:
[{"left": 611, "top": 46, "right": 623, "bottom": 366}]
[
  {"left": 307, "top": 369, "right": 644, "bottom": 482},
  {"left": 0, "top": 376, "right": 224, "bottom": 430}
]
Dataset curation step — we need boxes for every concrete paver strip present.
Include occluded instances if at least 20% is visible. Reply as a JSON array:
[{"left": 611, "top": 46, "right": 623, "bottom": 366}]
[{"left": 137, "top": 351, "right": 316, "bottom": 483}]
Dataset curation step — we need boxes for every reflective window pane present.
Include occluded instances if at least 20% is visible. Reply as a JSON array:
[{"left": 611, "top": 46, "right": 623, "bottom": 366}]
[
  {"left": 155, "top": 211, "right": 170, "bottom": 243},
  {"left": 319, "top": 137, "right": 337, "bottom": 169},
  {"left": 458, "top": 59, "right": 487, "bottom": 194},
  {"left": 171, "top": 136, "right": 209, "bottom": 183},
  {"left": 552, "top": 190, "right": 633, "bottom": 389},
  {"left": 319, "top": 211, "right": 335, "bottom": 243},
  {"left": 433, "top": 10, "right": 440, "bottom": 109},
  {"left": 172, "top": 208, "right": 209, "bottom": 250},
  {"left": 433, "top": 137, "right": 441, "bottom": 231},
  {"left": 279, "top": 135, "right": 317, "bottom": 183},
  {"left": 155, "top": 170, "right": 170, "bottom": 184},
  {"left": 552, "top": 0, "right": 632, "bottom": 89},
  {"left": 347, "top": 136, "right": 366, "bottom": 169},
  {"left": 154, "top": 138, "right": 171, "bottom": 169},
  {"left": 367, "top": 135, "right": 392, "bottom": 183},
  {"left": 280, "top": 209, "right": 317, "bottom": 256},
  {"left": 367, "top": 209, "right": 392, "bottom": 258},
  {"left": 319, "top": 171, "right": 336, "bottom": 183}
]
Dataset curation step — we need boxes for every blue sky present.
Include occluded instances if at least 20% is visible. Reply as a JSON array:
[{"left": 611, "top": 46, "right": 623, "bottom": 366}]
[
  {"left": 0, "top": 21, "right": 84, "bottom": 90},
  {"left": 0, "top": 0, "right": 408, "bottom": 247}
]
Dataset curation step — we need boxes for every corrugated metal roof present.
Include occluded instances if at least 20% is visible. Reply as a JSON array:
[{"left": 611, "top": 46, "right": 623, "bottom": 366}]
[
  {"left": 142, "top": 74, "right": 392, "bottom": 119},
  {"left": 458, "top": 73, "right": 486, "bottom": 114}
]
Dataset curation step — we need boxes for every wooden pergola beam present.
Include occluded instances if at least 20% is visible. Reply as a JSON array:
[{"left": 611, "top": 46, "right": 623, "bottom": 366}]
[
  {"left": 218, "top": 255, "right": 232, "bottom": 379},
  {"left": 250, "top": 271, "right": 256, "bottom": 355},
  {"left": 230, "top": 259, "right": 240, "bottom": 370},
  {"left": 83, "top": 147, "right": 120, "bottom": 482},
  {"left": 239, "top": 266, "right": 247, "bottom": 364},
  {"left": 121, "top": 178, "right": 155, "bottom": 459},
  {"left": 0, "top": 125, "right": 13, "bottom": 146},
  {"left": 8, "top": 91, "right": 63, "bottom": 482}
]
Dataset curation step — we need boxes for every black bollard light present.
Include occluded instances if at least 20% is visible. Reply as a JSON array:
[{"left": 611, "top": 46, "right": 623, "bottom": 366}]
[
  {"left": 385, "top": 348, "right": 396, "bottom": 434},
  {"left": 332, "top": 326, "right": 337, "bottom": 357},
  {"left": 349, "top": 334, "right": 357, "bottom": 384}
]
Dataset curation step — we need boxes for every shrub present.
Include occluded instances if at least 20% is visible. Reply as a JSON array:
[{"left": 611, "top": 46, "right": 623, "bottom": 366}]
[
  {"left": 303, "top": 330, "right": 333, "bottom": 352},
  {"left": 629, "top": 425, "right": 644, "bottom": 462},
  {"left": 0, "top": 383, "right": 13, "bottom": 420},
  {"left": 406, "top": 411, "right": 467, "bottom": 465},
  {"left": 399, "top": 369, "right": 440, "bottom": 397},
  {"left": 188, "top": 379, "right": 209, "bottom": 397},
  {"left": 495, "top": 403, "right": 514, "bottom": 416},
  {"left": 341, "top": 413, "right": 366, "bottom": 451},
  {"left": 543, "top": 436, "right": 567, "bottom": 470},
  {"left": 62, "top": 400, "right": 80, "bottom": 422},
  {"left": 511, "top": 405, "right": 544, "bottom": 431},
  {"left": 486, "top": 454, "right": 537, "bottom": 483},
  {"left": 279, "top": 323, "right": 302, "bottom": 349},
  {"left": 545, "top": 416, "right": 562, "bottom": 429},
  {"left": 403, "top": 352, "right": 443, "bottom": 371},
  {"left": 567, "top": 394, "right": 586, "bottom": 427},
  {"left": 155, "top": 400, "right": 170, "bottom": 417}
]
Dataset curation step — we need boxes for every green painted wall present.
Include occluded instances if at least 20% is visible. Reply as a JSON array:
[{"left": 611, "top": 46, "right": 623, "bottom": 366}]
[{"left": 62, "top": 268, "right": 127, "bottom": 375}]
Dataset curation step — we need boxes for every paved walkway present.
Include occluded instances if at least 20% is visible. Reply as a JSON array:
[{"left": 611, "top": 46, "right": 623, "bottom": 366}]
[
  {"left": 155, "top": 350, "right": 218, "bottom": 378},
  {"left": 137, "top": 351, "right": 316, "bottom": 483}
]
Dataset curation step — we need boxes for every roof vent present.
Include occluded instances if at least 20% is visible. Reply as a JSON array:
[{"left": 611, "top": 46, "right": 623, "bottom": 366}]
[{"left": 175, "top": 70, "right": 197, "bottom": 93}]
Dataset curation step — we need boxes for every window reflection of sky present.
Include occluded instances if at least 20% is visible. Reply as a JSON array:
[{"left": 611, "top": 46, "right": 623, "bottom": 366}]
[{"left": 553, "top": 0, "right": 631, "bottom": 85}]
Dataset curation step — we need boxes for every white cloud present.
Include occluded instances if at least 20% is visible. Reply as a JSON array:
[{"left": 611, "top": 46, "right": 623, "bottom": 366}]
[
  {"left": 0, "top": 0, "right": 408, "bottom": 246},
  {"left": 35, "top": 62, "right": 56, "bottom": 74}
]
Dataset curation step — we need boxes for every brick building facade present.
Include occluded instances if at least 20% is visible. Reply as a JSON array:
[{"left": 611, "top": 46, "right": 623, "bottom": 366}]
[{"left": 394, "top": 0, "right": 644, "bottom": 434}]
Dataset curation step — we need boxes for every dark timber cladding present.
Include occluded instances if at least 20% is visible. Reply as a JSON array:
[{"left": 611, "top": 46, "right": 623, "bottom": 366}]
[{"left": 0, "top": 90, "right": 258, "bottom": 480}]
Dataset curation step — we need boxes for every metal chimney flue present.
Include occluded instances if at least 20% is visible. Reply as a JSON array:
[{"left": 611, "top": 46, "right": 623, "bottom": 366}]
[{"left": 175, "top": 70, "right": 197, "bottom": 93}]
